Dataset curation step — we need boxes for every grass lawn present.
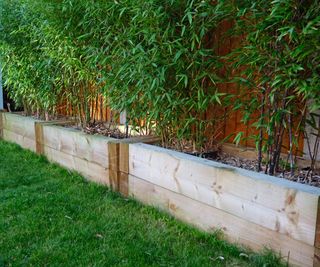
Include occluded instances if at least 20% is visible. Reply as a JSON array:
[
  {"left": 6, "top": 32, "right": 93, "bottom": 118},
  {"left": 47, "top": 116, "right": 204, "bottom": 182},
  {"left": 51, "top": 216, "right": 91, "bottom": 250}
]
[{"left": 0, "top": 140, "right": 285, "bottom": 267}]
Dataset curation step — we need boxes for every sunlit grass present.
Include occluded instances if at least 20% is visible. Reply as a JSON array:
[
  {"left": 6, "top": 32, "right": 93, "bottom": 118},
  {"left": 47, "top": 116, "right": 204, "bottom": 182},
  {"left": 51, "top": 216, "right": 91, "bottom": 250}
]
[{"left": 0, "top": 140, "right": 285, "bottom": 267}]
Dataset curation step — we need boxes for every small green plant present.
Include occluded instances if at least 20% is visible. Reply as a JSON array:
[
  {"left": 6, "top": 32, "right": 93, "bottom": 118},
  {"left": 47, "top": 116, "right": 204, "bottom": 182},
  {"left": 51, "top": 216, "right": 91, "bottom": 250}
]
[{"left": 279, "top": 158, "right": 297, "bottom": 172}]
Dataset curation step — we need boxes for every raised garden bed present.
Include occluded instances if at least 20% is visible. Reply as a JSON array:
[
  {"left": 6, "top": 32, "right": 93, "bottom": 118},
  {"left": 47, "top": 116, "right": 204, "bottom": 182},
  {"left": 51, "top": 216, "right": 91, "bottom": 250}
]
[{"left": 1, "top": 111, "right": 319, "bottom": 266}]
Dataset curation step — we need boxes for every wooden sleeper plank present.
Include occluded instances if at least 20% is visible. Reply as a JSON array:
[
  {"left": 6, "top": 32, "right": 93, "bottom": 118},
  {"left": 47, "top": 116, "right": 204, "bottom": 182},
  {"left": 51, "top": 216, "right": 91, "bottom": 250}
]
[
  {"left": 119, "top": 143, "right": 129, "bottom": 196},
  {"left": 129, "top": 175, "right": 315, "bottom": 267},
  {"left": 129, "top": 143, "right": 320, "bottom": 247},
  {"left": 108, "top": 142, "right": 120, "bottom": 191}
]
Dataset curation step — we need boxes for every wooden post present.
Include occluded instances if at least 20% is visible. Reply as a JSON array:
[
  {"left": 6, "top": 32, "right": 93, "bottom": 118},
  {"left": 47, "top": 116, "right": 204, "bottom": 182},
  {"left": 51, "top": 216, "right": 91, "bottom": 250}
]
[
  {"left": 107, "top": 136, "right": 159, "bottom": 195},
  {"left": 119, "top": 143, "right": 129, "bottom": 197},
  {"left": 34, "top": 120, "right": 74, "bottom": 155},
  {"left": 34, "top": 122, "right": 44, "bottom": 155},
  {"left": 108, "top": 142, "right": 120, "bottom": 191}
]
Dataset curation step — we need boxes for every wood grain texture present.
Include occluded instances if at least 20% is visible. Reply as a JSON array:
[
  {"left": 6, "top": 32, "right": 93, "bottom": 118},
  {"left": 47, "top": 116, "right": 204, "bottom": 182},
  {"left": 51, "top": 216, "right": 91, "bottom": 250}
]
[
  {"left": 42, "top": 125, "right": 111, "bottom": 168},
  {"left": 119, "top": 143, "right": 129, "bottom": 196},
  {"left": 108, "top": 142, "right": 119, "bottom": 191},
  {"left": 129, "top": 143, "right": 320, "bottom": 247},
  {"left": 119, "top": 172, "right": 129, "bottom": 197},
  {"left": 3, "top": 113, "right": 319, "bottom": 265},
  {"left": 107, "top": 139, "right": 157, "bottom": 195},
  {"left": 119, "top": 143, "right": 129, "bottom": 173},
  {"left": 314, "top": 197, "right": 320, "bottom": 249},
  {"left": 44, "top": 145, "right": 109, "bottom": 185},
  {"left": 2, "top": 113, "right": 38, "bottom": 141},
  {"left": 2, "top": 129, "right": 36, "bottom": 152},
  {"left": 129, "top": 175, "right": 315, "bottom": 267},
  {"left": 35, "top": 122, "right": 44, "bottom": 155}
]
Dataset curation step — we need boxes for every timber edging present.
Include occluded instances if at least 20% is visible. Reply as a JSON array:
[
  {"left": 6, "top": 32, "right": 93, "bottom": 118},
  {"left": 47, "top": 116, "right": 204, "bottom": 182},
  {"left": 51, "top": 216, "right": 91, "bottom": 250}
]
[{"left": 1, "top": 112, "right": 320, "bottom": 267}]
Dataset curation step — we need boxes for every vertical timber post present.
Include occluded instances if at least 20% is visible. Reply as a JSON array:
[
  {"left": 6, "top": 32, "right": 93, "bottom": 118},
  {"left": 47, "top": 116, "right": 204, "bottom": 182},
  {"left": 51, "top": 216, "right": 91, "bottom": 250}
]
[
  {"left": 34, "top": 120, "right": 74, "bottom": 156},
  {"left": 34, "top": 122, "right": 44, "bottom": 155},
  {"left": 108, "top": 142, "right": 120, "bottom": 191},
  {"left": 107, "top": 137, "right": 159, "bottom": 195},
  {"left": 119, "top": 143, "right": 129, "bottom": 197}
]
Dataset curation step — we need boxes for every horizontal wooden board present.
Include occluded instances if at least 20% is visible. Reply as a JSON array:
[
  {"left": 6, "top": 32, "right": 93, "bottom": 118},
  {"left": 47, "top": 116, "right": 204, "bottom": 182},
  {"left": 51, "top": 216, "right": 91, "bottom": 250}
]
[
  {"left": 2, "top": 113, "right": 38, "bottom": 141},
  {"left": 44, "top": 146, "right": 109, "bottom": 185},
  {"left": 42, "top": 125, "right": 113, "bottom": 168},
  {"left": 129, "top": 175, "right": 316, "bottom": 267},
  {"left": 3, "top": 129, "right": 36, "bottom": 152},
  {"left": 129, "top": 143, "right": 320, "bottom": 246}
]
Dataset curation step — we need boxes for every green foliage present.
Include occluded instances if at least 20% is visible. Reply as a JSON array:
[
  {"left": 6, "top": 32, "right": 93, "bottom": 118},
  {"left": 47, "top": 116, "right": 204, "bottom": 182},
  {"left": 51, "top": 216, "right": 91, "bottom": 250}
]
[
  {"left": 0, "top": 0, "right": 319, "bottom": 164},
  {"left": 230, "top": 0, "right": 320, "bottom": 174},
  {"left": 0, "top": 0, "right": 59, "bottom": 114},
  {"left": 0, "top": 0, "right": 98, "bottom": 123},
  {"left": 0, "top": 0, "right": 231, "bottom": 145},
  {"left": 59, "top": 0, "right": 232, "bottom": 146},
  {"left": 234, "top": 0, "right": 320, "bottom": 109}
]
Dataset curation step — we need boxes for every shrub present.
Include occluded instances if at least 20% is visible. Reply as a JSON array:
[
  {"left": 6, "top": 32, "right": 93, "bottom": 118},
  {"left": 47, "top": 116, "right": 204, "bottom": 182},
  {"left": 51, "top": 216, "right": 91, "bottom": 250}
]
[{"left": 231, "top": 0, "right": 320, "bottom": 175}]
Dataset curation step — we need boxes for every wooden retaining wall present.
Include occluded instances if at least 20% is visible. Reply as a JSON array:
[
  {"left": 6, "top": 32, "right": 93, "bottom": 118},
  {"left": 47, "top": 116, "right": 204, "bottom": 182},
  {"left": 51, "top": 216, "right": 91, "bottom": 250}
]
[
  {"left": 1, "top": 111, "right": 319, "bottom": 266},
  {"left": 0, "top": 112, "right": 159, "bottom": 186},
  {"left": 0, "top": 112, "right": 39, "bottom": 152},
  {"left": 41, "top": 124, "right": 113, "bottom": 185},
  {"left": 126, "top": 143, "right": 320, "bottom": 267}
]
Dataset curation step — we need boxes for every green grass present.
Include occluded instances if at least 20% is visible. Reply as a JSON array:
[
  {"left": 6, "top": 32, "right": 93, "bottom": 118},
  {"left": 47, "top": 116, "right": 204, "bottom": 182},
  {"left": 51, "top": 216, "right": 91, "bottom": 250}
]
[{"left": 0, "top": 140, "right": 285, "bottom": 267}]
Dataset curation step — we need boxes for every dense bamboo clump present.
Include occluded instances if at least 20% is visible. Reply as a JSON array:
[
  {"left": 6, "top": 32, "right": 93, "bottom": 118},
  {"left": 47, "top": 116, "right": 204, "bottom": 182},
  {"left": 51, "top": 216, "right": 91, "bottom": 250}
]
[{"left": 0, "top": 0, "right": 319, "bottom": 176}]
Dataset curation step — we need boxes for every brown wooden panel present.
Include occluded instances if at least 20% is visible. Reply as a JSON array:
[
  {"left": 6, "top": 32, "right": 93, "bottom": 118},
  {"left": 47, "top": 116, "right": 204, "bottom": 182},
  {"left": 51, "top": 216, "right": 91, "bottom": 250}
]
[
  {"left": 108, "top": 142, "right": 119, "bottom": 191},
  {"left": 119, "top": 143, "right": 129, "bottom": 197},
  {"left": 35, "top": 122, "right": 44, "bottom": 155}
]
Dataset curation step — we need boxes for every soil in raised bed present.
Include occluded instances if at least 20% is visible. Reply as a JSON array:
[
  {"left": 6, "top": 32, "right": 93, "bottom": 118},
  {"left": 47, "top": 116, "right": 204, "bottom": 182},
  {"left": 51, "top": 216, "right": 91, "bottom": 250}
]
[
  {"left": 62, "top": 122, "right": 129, "bottom": 139},
  {"left": 19, "top": 112, "right": 133, "bottom": 139},
  {"left": 82, "top": 122, "right": 129, "bottom": 139},
  {"left": 69, "top": 121, "right": 152, "bottom": 140},
  {"left": 163, "top": 140, "right": 320, "bottom": 188},
  {"left": 205, "top": 151, "right": 320, "bottom": 187}
]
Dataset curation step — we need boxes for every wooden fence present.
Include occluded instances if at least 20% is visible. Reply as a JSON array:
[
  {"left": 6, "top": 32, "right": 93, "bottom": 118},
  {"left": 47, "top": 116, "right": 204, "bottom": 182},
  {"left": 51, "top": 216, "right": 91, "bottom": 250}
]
[{"left": 1, "top": 111, "right": 319, "bottom": 266}]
